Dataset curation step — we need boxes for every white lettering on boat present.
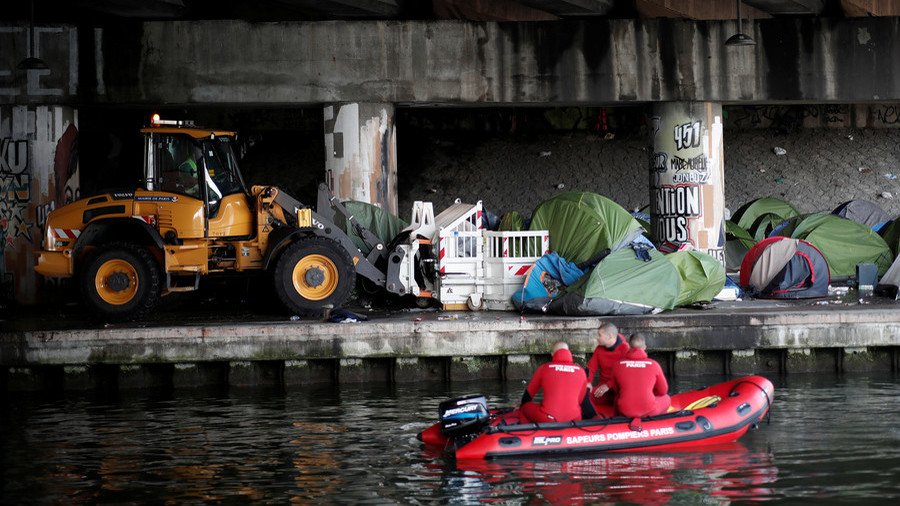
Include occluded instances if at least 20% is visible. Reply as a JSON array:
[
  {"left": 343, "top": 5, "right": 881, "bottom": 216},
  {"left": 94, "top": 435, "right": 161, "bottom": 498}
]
[{"left": 565, "top": 426, "right": 675, "bottom": 445}]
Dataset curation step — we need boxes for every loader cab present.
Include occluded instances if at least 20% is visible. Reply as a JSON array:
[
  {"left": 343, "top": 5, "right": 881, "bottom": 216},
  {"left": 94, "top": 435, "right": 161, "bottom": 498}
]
[{"left": 142, "top": 116, "right": 254, "bottom": 238}]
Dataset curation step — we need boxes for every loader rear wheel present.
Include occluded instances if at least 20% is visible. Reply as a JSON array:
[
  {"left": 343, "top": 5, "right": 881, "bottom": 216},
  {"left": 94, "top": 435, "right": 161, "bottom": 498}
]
[
  {"left": 274, "top": 237, "right": 356, "bottom": 315},
  {"left": 80, "top": 242, "right": 161, "bottom": 321}
]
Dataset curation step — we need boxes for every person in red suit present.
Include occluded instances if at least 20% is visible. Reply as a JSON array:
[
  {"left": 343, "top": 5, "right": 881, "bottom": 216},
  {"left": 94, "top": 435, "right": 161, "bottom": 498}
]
[
  {"left": 520, "top": 342, "right": 596, "bottom": 423},
  {"left": 596, "top": 333, "right": 671, "bottom": 418},
  {"left": 587, "top": 322, "right": 630, "bottom": 408}
]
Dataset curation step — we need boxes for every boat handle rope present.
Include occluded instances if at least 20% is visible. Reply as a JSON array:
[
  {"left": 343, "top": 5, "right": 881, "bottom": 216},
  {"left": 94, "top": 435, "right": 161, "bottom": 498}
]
[{"left": 730, "top": 380, "right": 773, "bottom": 425}]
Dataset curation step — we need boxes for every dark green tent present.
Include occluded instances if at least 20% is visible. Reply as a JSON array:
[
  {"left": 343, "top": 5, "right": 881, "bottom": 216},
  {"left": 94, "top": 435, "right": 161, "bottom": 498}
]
[
  {"left": 748, "top": 212, "right": 790, "bottom": 241},
  {"left": 665, "top": 251, "right": 726, "bottom": 305},
  {"left": 549, "top": 247, "right": 681, "bottom": 315},
  {"left": 530, "top": 192, "right": 644, "bottom": 265},
  {"left": 879, "top": 219, "right": 900, "bottom": 257},
  {"left": 499, "top": 211, "right": 525, "bottom": 231},
  {"left": 777, "top": 213, "right": 893, "bottom": 277},
  {"left": 333, "top": 201, "right": 408, "bottom": 254},
  {"left": 732, "top": 197, "right": 800, "bottom": 232},
  {"left": 725, "top": 220, "right": 755, "bottom": 271}
]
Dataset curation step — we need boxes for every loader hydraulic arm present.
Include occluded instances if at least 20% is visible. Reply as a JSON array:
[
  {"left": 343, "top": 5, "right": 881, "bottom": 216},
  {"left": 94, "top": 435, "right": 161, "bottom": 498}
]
[{"left": 263, "top": 184, "right": 405, "bottom": 293}]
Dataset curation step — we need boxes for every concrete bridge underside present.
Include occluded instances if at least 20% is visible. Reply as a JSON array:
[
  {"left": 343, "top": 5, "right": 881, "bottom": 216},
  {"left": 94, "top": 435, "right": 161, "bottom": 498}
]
[{"left": 4, "top": 17, "right": 900, "bottom": 107}]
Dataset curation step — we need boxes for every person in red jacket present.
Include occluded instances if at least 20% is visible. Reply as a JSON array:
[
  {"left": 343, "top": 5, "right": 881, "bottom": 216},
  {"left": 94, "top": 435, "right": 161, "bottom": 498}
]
[
  {"left": 587, "top": 322, "right": 630, "bottom": 407},
  {"left": 597, "top": 333, "right": 671, "bottom": 418},
  {"left": 520, "top": 342, "right": 596, "bottom": 423}
]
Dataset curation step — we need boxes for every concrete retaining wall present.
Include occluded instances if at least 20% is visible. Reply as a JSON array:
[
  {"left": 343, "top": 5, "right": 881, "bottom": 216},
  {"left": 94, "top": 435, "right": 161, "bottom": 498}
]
[{"left": 2, "top": 307, "right": 898, "bottom": 391}]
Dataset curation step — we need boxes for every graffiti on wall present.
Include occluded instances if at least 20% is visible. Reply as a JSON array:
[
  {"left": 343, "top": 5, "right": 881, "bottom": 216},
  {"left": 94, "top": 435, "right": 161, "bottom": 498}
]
[
  {"left": 0, "top": 137, "right": 30, "bottom": 249},
  {"left": 0, "top": 106, "right": 79, "bottom": 304},
  {"left": 725, "top": 104, "right": 900, "bottom": 129}
]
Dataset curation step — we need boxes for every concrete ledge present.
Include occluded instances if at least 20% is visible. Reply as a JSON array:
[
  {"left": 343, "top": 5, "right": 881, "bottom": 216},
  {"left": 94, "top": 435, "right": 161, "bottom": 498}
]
[
  {"left": 3, "top": 307, "right": 899, "bottom": 366},
  {"left": 2, "top": 306, "right": 899, "bottom": 391}
]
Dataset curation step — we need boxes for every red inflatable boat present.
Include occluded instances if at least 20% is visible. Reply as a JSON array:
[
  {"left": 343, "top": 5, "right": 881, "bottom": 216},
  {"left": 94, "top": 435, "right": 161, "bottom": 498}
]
[{"left": 418, "top": 375, "right": 774, "bottom": 459}]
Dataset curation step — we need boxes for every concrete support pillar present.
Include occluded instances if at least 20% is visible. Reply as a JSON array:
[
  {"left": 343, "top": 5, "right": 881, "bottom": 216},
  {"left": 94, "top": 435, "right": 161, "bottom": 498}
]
[
  {"left": 0, "top": 105, "right": 80, "bottom": 303},
  {"left": 649, "top": 102, "right": 726, "bottom": 265},
  {"left": 323, "top": 103, "right": 397, "bottom": 215}
]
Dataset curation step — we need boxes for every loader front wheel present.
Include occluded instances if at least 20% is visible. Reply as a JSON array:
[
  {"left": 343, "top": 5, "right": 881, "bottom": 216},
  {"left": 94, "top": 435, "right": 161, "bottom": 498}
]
[
  {"left": 274, "top": 237, "right": 356, "bottom": 315},
  {"left": 80, "top": 242, "right": 161, "bottom": 321}
]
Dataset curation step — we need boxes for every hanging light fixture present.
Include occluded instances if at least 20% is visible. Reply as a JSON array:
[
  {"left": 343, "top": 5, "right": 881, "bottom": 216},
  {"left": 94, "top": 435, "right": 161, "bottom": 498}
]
[
  {"left": 17, "top": 0, "right": 48, "bottom": 70},
  {"left": 725, "top": 0, "right": 756, "bottom": 46}
]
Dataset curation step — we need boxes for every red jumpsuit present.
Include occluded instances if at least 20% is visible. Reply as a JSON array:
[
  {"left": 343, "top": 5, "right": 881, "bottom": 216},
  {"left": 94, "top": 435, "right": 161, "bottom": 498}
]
[
  {"left": 605, "top": 348, "right": 671, "bottom": 418},
  {"left": 520, "top": 348, "right": 593, "bottom": 423},
  {"left": 586, "top": 334, "right": 629, "bottom": 407}
]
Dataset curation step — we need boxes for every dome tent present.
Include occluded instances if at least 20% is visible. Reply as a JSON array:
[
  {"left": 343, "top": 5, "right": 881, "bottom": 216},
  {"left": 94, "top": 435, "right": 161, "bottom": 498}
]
[
  {"left": 548, "top": 246, "right": 681, "bottom": 316},
  {"left": 529, "top": 192, "right": 645, "bottom": 265},
  {"left": 732, "top": 197, "right": 800, "bottom": 233},
  {"left": 776, "top": 213, "right": 893, "bottom": 277},
  {"left": 740, "top": 237, "right": 829, "bottom": 299},
  {"left": 832, "top": 200, "right": 891, "bottom": 231},
  {"left": 665, "top": 250, "right": 727, "bottom": 306}
]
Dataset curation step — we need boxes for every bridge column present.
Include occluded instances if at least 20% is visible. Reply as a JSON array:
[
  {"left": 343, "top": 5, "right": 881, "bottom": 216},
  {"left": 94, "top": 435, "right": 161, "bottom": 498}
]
[
  {"left": 649, "top": 102, "right": 726, "bottom": 265},
  {"left": 323, "top": 103, "right": 397, "bottom": 215}
]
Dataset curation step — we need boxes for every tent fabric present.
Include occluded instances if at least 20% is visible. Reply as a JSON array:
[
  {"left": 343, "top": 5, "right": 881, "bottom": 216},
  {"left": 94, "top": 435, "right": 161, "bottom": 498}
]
[
  {"left": 724, "top": 220, "right": 755, "bottom": 271},
  {"left": 529, "top": 192, "right": 644, "bottom": 265},
  {"left": 548, "top": 246, "right": 681, "bottom": 316},
  {"left": 732, "top": 197, "right": 800, "bottom": 232},
  {"left": 511, "top": 252, "right": 585, "bottom": 312},
  {"left": 879, "top": 219, "right": 900, "bottom": 257},
  {"left": 740, "top": 237, "right": 829, "bottom": 299},
  {"left": 334, "top": 201, "right": 408, "bottom": 254},
  {"left": 664, "top": 251, "right": 727, "bottom": 306},
  {"left": 832, "top": 200, "right": 891, "bottom": 230},
  {"left": 774, "top": 213, "right": 893, "bottom": 277},
  {"left": 499, "top": 211, "right": 525, "bottom": 231},
  {"left": 749, "top": 212, "right": 790, "bottom": 241},
  {"left": 875, "top": 254, "right": 900, "bottom": 298}
]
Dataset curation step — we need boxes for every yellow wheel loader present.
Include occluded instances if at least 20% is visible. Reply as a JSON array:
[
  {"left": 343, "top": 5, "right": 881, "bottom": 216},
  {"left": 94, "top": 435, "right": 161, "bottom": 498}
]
[{"left": 35, "top": 116, "right": 410, "bottom": 321}]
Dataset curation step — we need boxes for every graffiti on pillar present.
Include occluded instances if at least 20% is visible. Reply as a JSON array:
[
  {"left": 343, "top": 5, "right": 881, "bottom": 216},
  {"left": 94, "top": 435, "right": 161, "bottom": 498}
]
[
  {"left": 655, "top": 184, "right": 701, "bottom": 244},
  {"left": 650, "top": 104, "right": 726, "bottom": 265},
  {"left": 0, "top": 137, "right": 31, "bottom": 249},
  {"left": 674, "top": 121, "right": 702, "bottom": 150}
]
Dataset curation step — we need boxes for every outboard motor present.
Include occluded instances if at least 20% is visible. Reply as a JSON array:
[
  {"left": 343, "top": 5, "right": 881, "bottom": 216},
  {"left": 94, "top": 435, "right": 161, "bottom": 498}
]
[{"left": 439, "top": 394, "right": 489, "bottom": 437}]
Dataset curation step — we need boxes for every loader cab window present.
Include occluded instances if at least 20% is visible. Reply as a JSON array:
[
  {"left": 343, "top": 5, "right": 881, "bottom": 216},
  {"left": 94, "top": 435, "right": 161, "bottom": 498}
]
[
  {"left": 201, "top": 136, "right": 247, "bottom": 218},
  {"left": 156, "top": 134, "right": 202, "bottom": 199}
]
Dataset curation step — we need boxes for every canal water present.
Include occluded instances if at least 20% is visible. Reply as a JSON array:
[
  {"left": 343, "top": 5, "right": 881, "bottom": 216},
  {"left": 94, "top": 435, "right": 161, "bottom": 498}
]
[{"left": 2, "top": 373, "right": 899, "bottom": 503}]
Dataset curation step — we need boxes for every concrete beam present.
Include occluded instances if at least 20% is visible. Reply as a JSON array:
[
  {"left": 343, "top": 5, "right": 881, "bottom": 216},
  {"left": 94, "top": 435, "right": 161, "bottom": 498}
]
[
  {"left": 840, "top": 0, "right": 900, "bottom": 16},
  {"left": 5, "top": 16, "right": 891, "bottom": 107}
]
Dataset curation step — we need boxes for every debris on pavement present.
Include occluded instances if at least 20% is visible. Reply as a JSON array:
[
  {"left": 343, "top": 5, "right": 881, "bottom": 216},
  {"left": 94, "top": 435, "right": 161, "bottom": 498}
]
[{"left": 773, "top": 147, "right": 787, "bottom": 155}]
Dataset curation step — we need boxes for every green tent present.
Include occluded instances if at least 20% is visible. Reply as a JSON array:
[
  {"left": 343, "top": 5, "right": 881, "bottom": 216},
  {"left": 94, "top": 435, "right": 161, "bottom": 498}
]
[
  {"left": 732, "top": 197, "right": 800, "bottom": 232},
  {"left": 549, "top": 247, "right": 681, "bottom": 315},
  {"left": 879, "top": 219, "right": 900, "bottom": 257},
  {"left": 748, "top": 212, "right": 790, "bottom": 241},
  {"left": 530, "top": 192, "right": 644, "bottom": 265},
  {"left": 777, "top": 213, "right": 893, "bottom": 277},
  {"left": 499, "top": 211, "right": 525, "bottom": 231},
  {"left": 333, "top": 201, "right": 408, "bottom": 254},
  {"left": 724, "top": 220, "right": 755, "bottom": 271},
  {"left": 665, "top": 251, "right": 726, "bottom": 306}
]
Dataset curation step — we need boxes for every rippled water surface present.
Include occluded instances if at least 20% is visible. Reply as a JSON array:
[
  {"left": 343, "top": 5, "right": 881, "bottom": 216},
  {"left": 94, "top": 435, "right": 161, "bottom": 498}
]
[{"left": 2, "top": 374, "right": 899, "bottom": 503}]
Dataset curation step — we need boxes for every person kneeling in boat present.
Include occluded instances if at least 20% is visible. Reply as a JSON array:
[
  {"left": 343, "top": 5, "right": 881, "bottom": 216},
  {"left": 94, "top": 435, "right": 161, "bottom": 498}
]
[
  {"left": 519, "top": 342, "right": 597, "bottom": 423},
  {"left": 595, "top": 334, "right": 671, "bottom": 418}
]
